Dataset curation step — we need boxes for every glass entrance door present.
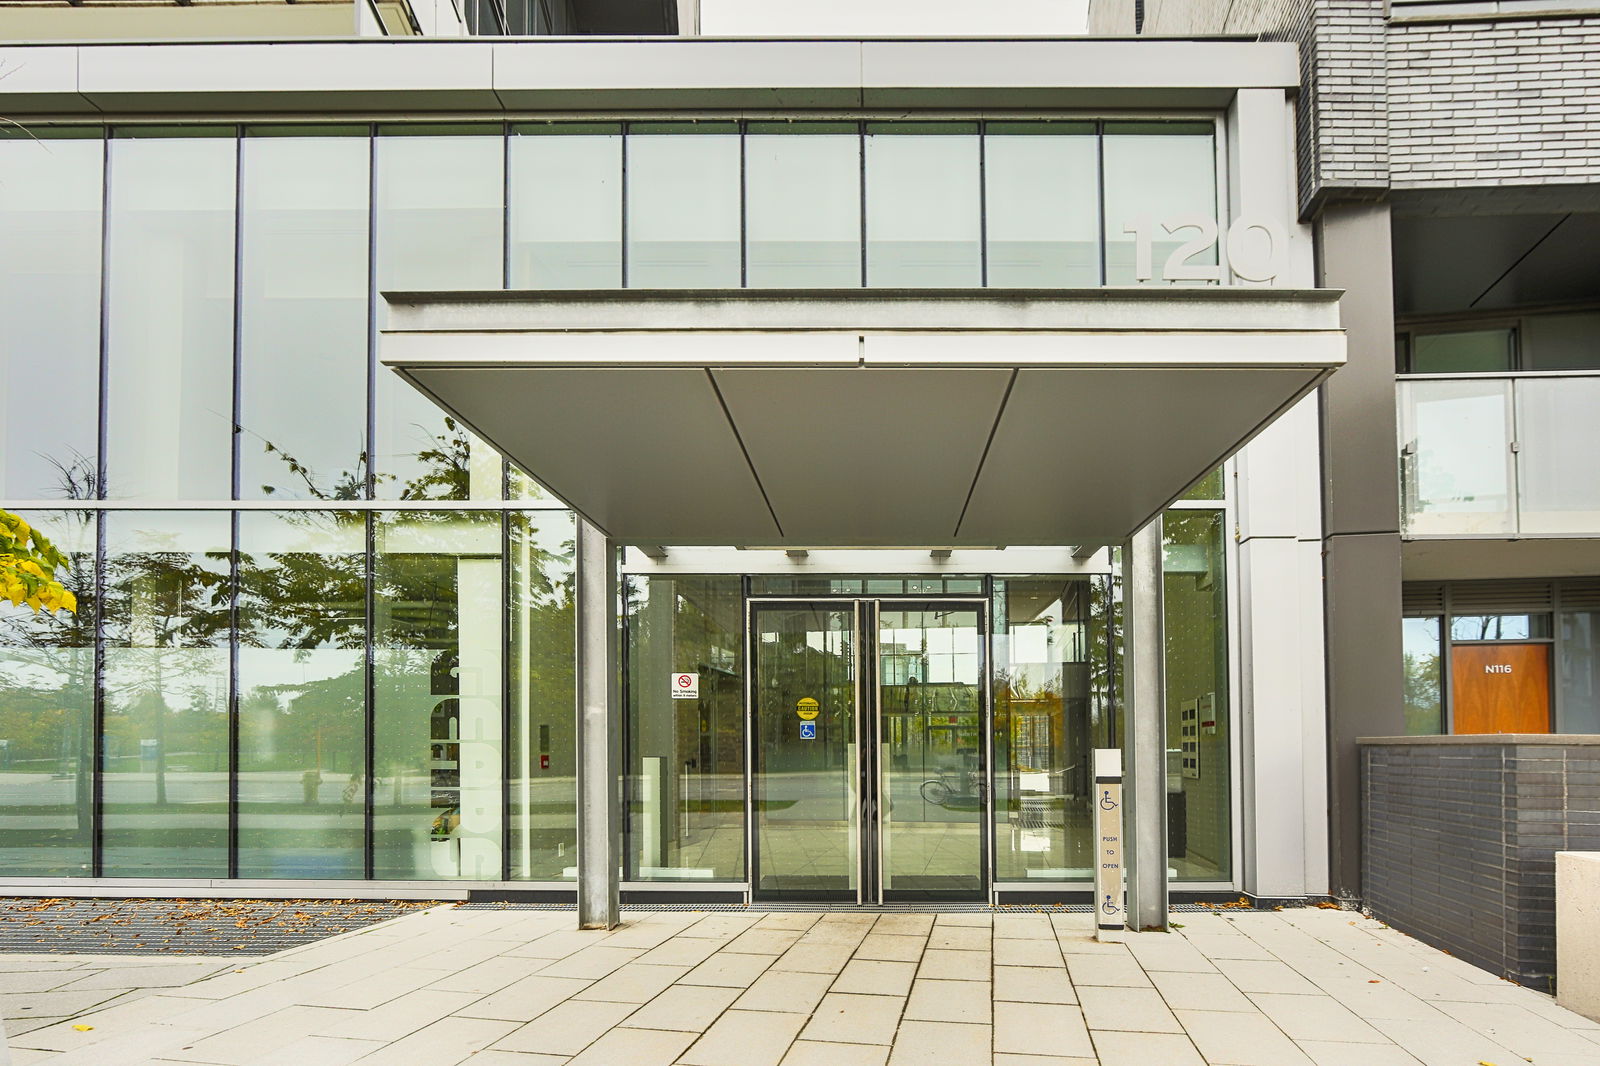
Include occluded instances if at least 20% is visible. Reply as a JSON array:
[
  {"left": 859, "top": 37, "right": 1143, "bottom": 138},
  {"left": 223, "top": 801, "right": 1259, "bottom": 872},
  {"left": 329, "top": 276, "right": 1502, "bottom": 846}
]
[
  {"left": 749, "top": 599, "right": 988, "bottom": 903},
  {"left": 876, "top": 605, "right": 986, "bottom": 900}
]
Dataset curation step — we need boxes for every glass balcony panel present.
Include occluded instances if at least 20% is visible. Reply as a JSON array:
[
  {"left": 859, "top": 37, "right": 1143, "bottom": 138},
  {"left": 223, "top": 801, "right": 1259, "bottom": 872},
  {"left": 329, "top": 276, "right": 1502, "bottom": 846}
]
[
  {"left": 1398, "top": 379, "right": 1515, "bottom": 535},
  {"left": 1515, "top": 375, "right": 1600, "bottom": 535}
]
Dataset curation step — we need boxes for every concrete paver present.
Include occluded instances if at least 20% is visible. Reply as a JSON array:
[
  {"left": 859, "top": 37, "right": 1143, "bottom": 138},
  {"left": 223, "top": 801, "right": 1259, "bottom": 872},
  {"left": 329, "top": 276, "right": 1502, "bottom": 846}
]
[{"left": 4, "top": 906, "right": 1598, "bottom": 1066}]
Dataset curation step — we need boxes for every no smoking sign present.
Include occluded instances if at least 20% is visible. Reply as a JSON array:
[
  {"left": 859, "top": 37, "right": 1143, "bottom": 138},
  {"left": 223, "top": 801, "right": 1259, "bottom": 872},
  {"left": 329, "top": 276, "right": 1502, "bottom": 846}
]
[{"left": 670, "top": 672, "right": 699, "bottom": 700}]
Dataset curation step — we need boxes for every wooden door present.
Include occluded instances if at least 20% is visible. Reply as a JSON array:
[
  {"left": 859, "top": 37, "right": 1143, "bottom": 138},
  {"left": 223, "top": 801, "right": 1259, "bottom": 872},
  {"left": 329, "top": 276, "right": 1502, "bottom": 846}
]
[{"left": 1450, "top": 643, "right": 1551, "bottom": 734}]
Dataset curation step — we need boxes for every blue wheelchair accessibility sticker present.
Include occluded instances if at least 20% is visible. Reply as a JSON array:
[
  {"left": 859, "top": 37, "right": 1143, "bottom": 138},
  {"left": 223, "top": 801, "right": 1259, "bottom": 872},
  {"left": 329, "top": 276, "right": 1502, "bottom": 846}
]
[{"left": 799, "top": 721, "right": 817, "bottom": 740}]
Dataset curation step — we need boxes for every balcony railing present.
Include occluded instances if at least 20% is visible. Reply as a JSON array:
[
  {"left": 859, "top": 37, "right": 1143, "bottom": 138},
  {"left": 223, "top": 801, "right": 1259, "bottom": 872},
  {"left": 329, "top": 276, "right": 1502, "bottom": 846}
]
[{"left": 1398, "top": 373, "right": 1600, "bottom": 537}]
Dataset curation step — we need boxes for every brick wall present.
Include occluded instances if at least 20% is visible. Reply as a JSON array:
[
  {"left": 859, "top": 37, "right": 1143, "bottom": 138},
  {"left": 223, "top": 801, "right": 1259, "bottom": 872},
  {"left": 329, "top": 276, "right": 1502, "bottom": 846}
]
[
  {"left": 1137, "top": 0, "right": 1387, "bottom": 216},
  {"left": 1117, "top": 1, "right": 1600, "bottom": 208},
  {"left": 1362, "top": 737, "right": 1600, "bottom": 994},
  {"left": 1389, "top": 16, "right": 1600, "bottom": 188}
]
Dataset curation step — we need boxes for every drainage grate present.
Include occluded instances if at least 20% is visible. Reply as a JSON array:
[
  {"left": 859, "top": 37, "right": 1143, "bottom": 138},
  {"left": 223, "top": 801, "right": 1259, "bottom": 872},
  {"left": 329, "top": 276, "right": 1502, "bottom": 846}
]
[{"left": 0, "top": 898, "right": 443, "bottom": 956}]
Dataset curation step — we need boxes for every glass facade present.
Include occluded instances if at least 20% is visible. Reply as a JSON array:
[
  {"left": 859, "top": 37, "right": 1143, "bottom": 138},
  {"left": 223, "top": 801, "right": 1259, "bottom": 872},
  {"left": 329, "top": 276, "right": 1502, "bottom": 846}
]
[
  {"left": 0, "top": 511, "right": 97, "bottom": 876},
  {"left": 104, "top": 131, "right": 237, "bottom": 501},
  {"left": 1162, "top": 510, "right": 1231, "bottom": 881},
  {"left": 5, "top": 119, "right": 1218, "bottom": 507},
  {"left": 239, "top": 130, "right": 371, "bottom": 501},
  {"left": 992, "top": 577, "right": 1105, "bottom": 881},
  {"left": 625, "top": 577, "right": 745, "bottom": 881},
  {"left": 624, "top": 555, "right": 1229, "bottom": 889},
  {"left": 0, "top": 131, "right": 102, "bottom": 501},
  {"left": 1402, "top": 617, "right": 1445, "bottom": 736},
  {"left": 1, "top": 115, "right": 1239, "bottom": 889}
]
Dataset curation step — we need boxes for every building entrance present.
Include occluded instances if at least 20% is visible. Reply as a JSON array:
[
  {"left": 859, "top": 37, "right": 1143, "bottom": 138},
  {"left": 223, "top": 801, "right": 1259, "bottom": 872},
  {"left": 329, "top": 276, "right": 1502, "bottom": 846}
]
[{"left": 749, "top": 599, "right": 989, "bottom": 902}]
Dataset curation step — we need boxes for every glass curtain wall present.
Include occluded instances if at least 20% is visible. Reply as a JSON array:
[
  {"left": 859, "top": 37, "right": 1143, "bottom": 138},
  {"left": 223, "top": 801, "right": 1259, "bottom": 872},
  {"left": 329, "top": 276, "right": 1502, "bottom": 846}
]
[
  {"left": 1162, "top": 510, "right": 1231, "bottom": 881},
  {"left": 101, "top": 511, "right": 233, "bottom": 877},
  {"left": 745, "top": 123, "right": 862, "bottom": 287},
  {"left": 625, "top": 123, "right": 742, "bottom": 288},
  {"left": 864, "top": 123, "right": 982, "bottom": 287},
  {"left": 374, "top": 127, "right": 505, "bottom": 502},
  {"left": 238, "top": 130, "right": 371, "bottom": 501},
  {"left": 1103, "top": 122, "right": 1219, "bottom": 285},
  {"left": 0, "top": 131, "right": 103, "bottom": 501},
  {"left": 625, "top": 576, "right": 745, "bottom": 881},
  {"left": 507, "top": 511, "right": 577, "bottom": 881},
  {"left": 236, "top": 511, "right": 367, "bottom": 878},
  {"left": 1402, "top": 617, "right": 1445, "bottom": 735},
  {"left": 985, "top": 123, "right": 1100, "bottom": 287},
  {"left": 0, "top": 511, "right": 97, "bottom": 876},
  {"left": 992, "top": 577, "right": 1099, "bottom": 881},
  {"left": 372, "top": 511, "right": 508, "bottom": 880},
  {"left": 509, "top": 124, "right": 623, "bottom": 289},
  {"left": 104, "top": 131, "right": 237, "bottom": 500}
]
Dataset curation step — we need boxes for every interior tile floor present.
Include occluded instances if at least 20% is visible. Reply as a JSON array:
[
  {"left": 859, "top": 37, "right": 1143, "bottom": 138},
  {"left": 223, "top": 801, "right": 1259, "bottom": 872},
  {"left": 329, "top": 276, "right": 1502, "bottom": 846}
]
[{"left": 6, "top": 905, "right": 1598, "bottom": 1066}]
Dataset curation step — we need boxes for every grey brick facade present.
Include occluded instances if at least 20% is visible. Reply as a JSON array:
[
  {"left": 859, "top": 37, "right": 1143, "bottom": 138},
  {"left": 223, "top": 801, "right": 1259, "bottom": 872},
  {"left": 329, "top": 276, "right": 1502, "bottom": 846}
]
[
  {"left": 1362, "top": 737, "right": 1600, "bottom": 994},
  {"left": 1390, "top": 15, "right": 1600, "bottom": 189},
  {"left": 1115, "top": 1, "right": 1600, "bottom": 212}
]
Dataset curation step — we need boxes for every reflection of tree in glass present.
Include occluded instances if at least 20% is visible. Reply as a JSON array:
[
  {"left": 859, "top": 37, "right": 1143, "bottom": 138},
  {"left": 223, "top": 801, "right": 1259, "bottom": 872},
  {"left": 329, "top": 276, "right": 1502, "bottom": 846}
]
[
  {"left": 1404, "top": 651, "right": 1442, "bottom": 731},
  {"left": 238, "top": 511, "right": 367, "bottom": 792},
  {"left": 102, "top": 528, "right": 230, "bottom": 808},
  {"left": 0, "top": 510, "right": 97, "bottom": 852},
  {"left": 250, "top": 416, "right": 475, "bottom": 502}
]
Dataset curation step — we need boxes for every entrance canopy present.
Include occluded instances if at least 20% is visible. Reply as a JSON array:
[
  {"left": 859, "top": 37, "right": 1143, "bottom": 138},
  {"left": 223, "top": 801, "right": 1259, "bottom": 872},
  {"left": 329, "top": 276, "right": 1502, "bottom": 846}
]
[{"left": 381, "top": 288, "right": 1343, "bottom": 547}]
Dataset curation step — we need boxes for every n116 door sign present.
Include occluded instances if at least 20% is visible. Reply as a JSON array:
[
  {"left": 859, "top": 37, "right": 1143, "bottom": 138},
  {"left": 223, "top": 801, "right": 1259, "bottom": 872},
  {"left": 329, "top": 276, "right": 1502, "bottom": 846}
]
[
  {"left": 670, "top": 673, "right": 699, "bottom": 700},
  {"left": 1121, "top": 216, "right": 1288, "bottom": 284}
]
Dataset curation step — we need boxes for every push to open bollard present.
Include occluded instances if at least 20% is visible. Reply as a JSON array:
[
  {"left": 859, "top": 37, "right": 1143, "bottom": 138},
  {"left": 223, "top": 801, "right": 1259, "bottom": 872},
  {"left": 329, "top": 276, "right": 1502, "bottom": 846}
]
[{"left": 1094, "top": 748, "right": 1125, "bottom": 940}]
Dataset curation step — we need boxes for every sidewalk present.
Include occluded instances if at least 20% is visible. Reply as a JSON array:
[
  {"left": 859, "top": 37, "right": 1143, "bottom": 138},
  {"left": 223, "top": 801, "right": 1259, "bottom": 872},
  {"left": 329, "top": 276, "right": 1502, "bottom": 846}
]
[{"left": 5, "top": 905, "right": 1598, "bottom": 1066}]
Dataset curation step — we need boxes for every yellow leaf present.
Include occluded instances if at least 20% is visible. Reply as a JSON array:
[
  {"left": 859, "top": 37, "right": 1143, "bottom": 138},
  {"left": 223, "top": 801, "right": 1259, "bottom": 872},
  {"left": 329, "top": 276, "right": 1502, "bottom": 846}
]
[{"left": 72, "top": 1024, "right": 93, "bottom": 1031}]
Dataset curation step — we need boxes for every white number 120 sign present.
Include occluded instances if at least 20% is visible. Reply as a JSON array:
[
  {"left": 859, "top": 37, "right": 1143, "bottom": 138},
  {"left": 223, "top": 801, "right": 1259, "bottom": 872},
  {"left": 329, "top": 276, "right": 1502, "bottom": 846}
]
[{"left": 1121, "top": 215, "right": 1288, "bottom": 284}]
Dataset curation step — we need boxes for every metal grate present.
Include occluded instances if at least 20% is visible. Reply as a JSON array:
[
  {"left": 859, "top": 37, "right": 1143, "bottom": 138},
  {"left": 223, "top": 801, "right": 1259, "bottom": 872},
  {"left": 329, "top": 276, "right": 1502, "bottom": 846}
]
[
  {"left": 1450, "top": 579, "right": 1555, "bottom": 615},
  {"left": 1402, "top": 582, "right": 1446, "bottom": 616}
]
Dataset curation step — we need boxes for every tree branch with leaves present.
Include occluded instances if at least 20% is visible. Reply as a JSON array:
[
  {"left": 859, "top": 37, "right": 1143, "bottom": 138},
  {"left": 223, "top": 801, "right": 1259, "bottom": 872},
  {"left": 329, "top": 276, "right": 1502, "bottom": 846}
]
[{"left": 0, "top": 511, "right": 78, "bottom": 614}]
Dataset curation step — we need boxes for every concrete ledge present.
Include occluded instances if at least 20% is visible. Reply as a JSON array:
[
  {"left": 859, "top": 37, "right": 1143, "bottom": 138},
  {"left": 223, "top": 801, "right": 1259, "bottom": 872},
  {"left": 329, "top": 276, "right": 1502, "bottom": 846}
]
[
  {"left": 1558, "top": 852, "right": 1600, "bottom": 1022},
  {"left": 0, "top": 37, "right": 1300, "bottom": 115}
]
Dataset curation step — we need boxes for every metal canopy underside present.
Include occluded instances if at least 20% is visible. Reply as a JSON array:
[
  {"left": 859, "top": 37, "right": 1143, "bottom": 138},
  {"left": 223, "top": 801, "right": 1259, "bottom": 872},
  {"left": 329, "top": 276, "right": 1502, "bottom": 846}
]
[{"left": 381, "top": 289, "right": 1344, "bottom": 547}]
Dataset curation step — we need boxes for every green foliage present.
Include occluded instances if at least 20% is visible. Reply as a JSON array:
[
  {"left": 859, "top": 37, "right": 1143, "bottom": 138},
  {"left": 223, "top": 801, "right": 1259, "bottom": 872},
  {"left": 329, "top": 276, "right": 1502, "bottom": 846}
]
[{"left": 0, "top": 511, "right": 77, "bottom": 614}]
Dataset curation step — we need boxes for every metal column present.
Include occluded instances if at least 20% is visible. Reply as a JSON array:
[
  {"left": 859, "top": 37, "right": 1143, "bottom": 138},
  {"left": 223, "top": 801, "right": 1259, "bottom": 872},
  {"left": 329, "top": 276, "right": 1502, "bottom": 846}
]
[
  {"left": 575, "top": 518, "right": 621, "bottom": 930},
  {"left": 1124, "top": 518, "right": 1169, "bottom": 931}
]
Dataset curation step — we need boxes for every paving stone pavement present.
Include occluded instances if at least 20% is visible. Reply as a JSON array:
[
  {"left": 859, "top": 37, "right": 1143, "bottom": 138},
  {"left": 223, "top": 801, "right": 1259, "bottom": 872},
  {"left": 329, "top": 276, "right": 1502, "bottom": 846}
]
[{"left": 5, "top": 905, "right": 1599, "bottom": 1065}]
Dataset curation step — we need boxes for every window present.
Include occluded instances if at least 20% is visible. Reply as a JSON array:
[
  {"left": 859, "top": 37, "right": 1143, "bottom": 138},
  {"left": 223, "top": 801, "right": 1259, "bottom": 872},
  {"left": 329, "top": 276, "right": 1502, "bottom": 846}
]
[
  {"left": 100, "top": 511, "right": 232, "bottom": 877},
  {"left": 239, "top": 129, "right": 371, "bottom": 501},
  {"left": 984, "top": 122, "right": 1099, "bottom": 287},
  {"left": 0, "top": 511, "right": 97, "bottom": 876},
  {"left": 509, "top": 124, "right": 623, "bottom": 290},
  {"left": 374, "top": 127, "right": 505, "bottom": 501},
  {"left": 104, "top": 130, "right": 237, "bottom": 500},
  {"left": 745, "top": 122, "right": 861, "bottom": 288},
  {"left": 0, "top": 131, "right": 102, "bottom": 500},
  {"left": 1103, "top": 122, "right": 1218, "bottom": 286},
  {"left": 1408, "top": 329, "right": 1516, "bottom": 375},
  {"left": 236, "top": 511, "right": 367, "bottom": 878},
  {"left": 625, "top": 576, "right": 746, "bottom": 881},
  {"left": 1162, "top": 509, "right": 1230, "bottom": 881},
  {"left": 1402, "top": 617, "right": 1444, "bottom": 735},
  {"left": 371, "top": 511, "right": 507, "bottom": 880},
  {"left": 626, "top": 123, "right": 741, "bottom": 288},
  {"left": 865, "top": 123, "right": 981, "bottom": 287}
]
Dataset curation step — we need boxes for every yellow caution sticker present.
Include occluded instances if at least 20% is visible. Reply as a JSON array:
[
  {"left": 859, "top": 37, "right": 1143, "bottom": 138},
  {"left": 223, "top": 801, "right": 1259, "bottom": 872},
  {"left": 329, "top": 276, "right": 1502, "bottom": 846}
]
[{"left": 796, "top": 698, "right": 820, "bottom": 721}]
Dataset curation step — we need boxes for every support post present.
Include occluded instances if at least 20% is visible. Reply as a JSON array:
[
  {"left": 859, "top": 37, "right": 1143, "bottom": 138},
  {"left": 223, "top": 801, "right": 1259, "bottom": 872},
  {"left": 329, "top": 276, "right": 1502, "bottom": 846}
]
[
  {"left": 575, "top": 518, "right": 621, "bottom": 930},
  {"left": 1124, "top": 519, "right": 1169, "bottom": 931}
]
